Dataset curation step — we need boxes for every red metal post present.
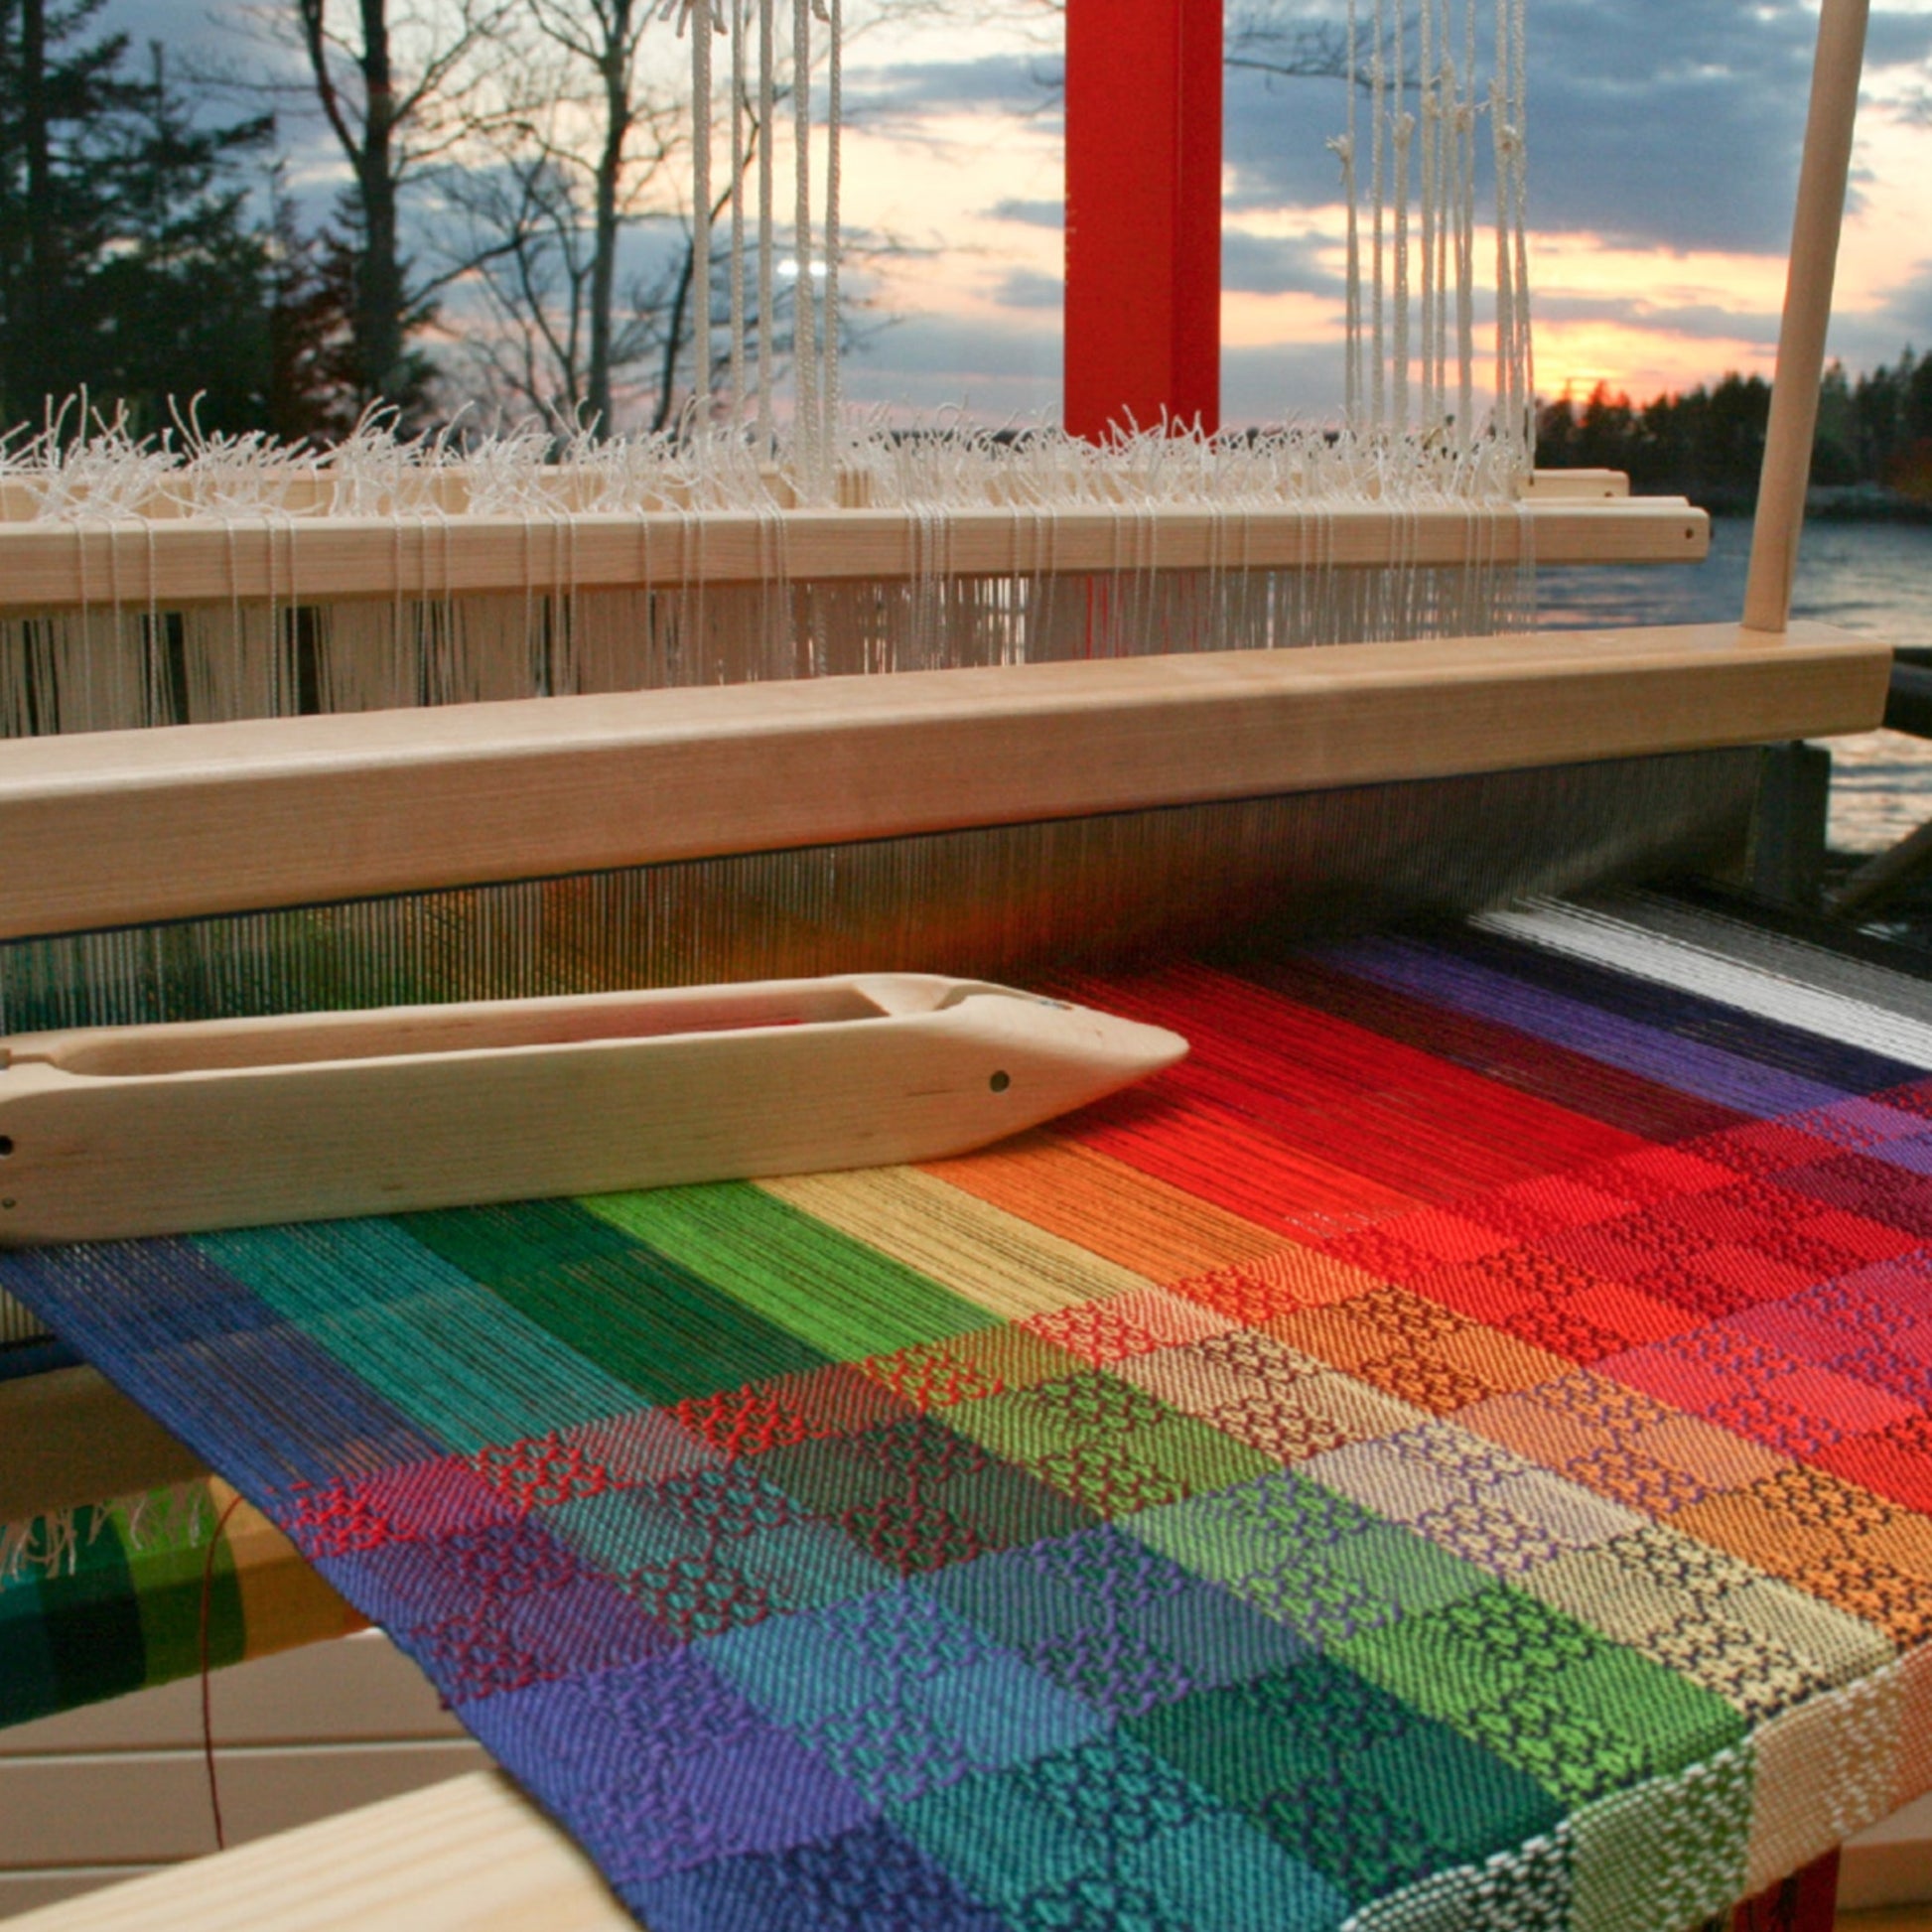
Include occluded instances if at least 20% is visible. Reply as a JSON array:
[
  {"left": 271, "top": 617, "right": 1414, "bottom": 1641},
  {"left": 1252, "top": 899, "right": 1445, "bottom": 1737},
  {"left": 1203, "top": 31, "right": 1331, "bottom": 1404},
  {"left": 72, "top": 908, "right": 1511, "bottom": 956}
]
[{"left": 1063, "top": 0, "right": 1224, "bottom": 440}]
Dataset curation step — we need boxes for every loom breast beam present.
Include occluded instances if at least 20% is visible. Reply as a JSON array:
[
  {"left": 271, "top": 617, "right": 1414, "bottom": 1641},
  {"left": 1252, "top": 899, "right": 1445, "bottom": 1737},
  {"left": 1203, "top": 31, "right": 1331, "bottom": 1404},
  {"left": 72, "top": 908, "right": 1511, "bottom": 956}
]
[
  {"left": 0, "top": 623, "right": 1889, "bottom": 943},
  {"left": 0, "top": 495, "right": 1709, "bottom": 611},
  {"left": 0, "top": 976, "right": 1187, "bottom": 1243}
]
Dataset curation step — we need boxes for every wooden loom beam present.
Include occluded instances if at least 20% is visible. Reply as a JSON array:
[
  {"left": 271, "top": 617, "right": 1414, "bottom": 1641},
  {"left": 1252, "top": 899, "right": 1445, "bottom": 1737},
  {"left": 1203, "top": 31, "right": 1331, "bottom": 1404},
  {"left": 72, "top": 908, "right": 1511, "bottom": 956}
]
[
  {"left": 0, "top": 497, "right": 1709, "bottom": 613},
  {"left": 0, "top": 1769, "right": 1858, "bottom": 1930},
  {"left": 0, "top": 621, "right": 1890, "bottom": 943},
  {"left": 0, "top": 1365, "right": 207, "bottom": 1525}
]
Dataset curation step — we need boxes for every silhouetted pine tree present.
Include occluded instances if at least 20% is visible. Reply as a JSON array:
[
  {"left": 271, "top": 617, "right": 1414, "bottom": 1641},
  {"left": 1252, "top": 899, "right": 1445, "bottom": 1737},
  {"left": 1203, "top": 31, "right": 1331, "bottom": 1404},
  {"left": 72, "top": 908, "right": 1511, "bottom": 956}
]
[
  {"left": 0, "top": 11, "right": 349, "bottom": 435},
  {"left": 1538, "top": 352, "right": 1930, "bottom": 505},
  {"left": 0, "top": 0, "right": 136, "bottom": 422}
]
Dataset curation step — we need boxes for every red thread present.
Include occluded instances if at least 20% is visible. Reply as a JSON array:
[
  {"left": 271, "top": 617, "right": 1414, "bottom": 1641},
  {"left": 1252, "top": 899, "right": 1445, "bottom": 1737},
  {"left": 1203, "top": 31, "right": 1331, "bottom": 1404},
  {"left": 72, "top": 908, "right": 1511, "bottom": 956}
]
[{"left": 199, "top": 1488, "right": 246, "bottom": 1852}]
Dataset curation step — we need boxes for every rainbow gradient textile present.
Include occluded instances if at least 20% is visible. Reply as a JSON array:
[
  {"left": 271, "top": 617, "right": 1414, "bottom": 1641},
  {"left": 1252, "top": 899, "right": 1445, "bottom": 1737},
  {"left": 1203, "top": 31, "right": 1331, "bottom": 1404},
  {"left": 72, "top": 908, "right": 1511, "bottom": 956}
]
[{"left": 7, "top": 890, "right": 1932, "bottom": 1932}]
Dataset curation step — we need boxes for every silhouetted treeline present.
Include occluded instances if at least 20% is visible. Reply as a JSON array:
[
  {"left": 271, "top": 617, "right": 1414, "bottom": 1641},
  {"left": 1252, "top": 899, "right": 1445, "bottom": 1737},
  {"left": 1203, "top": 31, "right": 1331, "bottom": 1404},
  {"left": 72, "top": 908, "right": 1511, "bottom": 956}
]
[
  {"left": 0, "top": 0, "right": 372, "bottom": 439},
  {"left": 1538, "top": 350, "right": 1932, "bottom": 510}
]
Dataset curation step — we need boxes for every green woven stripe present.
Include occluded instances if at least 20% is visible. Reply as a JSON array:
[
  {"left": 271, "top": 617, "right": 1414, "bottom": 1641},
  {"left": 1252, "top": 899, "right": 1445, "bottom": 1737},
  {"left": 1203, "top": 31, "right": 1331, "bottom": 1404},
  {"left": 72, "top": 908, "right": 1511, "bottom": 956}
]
[
  {"left": 200, "top": 1221, "right": 641, "bottom": 1451},
  {"left": 34, "top": 1505, "right": 148, "bottom": 1713},
  {"left": 120, "top": 1498, "right": 244, "bottom": 1689},
  {"left": 1335, "top": 1587, "right": 1748, "bottom": 1807},
  {"left": 584, "top": 1182, "right": 1002, "bottom": 1360},
  {"left": 950, "top": 1375, "right": 1280, "bottom": 1517},
  {"left": 402, "top": 1200, "right": 833, "bottom": 1404},
  {"left": 1, "top": 1487, "right": 247, "bottom": 1730},
  {"left": 1128, "top": 1660, "right": 1565, "bottom": 1906},
  {"left": 0, "top": 1571, "right": 62, "bottom": 1727}
]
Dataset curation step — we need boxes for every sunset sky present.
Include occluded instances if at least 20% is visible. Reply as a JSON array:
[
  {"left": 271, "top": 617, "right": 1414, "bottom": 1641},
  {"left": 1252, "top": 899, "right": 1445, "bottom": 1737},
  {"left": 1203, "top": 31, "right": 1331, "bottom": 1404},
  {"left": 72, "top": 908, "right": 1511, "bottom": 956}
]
[
  {"left": 819, "top": 0, "right": 1932, "bottom": 422},
  {"left": 129, "top": 0, "right": 1932, "bottom": 427}
]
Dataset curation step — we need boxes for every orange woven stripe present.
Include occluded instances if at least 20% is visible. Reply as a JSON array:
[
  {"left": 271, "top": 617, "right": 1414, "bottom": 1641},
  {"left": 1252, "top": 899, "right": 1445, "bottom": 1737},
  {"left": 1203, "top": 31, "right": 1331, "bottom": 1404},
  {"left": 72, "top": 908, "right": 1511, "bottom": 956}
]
[{"left": 920, "top": 1132, "right": 1287, "bottom": 1283}]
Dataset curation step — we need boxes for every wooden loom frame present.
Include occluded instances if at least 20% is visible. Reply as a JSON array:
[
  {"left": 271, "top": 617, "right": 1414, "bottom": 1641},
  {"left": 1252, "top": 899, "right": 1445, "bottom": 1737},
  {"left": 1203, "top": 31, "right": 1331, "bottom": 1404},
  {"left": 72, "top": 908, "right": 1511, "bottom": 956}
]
[
  {"left": 0, "top": 0, "right": 1906, "bottom": 1925},
  {"left": 0, "top": 0, "right": 1883, "bottom": 934}
]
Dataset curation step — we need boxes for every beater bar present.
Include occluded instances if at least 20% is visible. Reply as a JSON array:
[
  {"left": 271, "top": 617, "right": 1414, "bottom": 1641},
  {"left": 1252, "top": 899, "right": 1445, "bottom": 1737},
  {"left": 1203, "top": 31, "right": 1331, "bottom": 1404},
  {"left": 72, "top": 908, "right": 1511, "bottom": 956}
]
[{"left": 0, "top": 621, "right": 1888, "bottom": 942}]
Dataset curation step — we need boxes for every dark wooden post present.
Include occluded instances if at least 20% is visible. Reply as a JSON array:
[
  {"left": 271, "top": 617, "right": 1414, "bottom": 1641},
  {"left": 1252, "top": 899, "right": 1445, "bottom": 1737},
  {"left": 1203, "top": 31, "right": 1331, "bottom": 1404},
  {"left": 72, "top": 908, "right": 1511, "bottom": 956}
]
[{"left": 1728, "top": 1849, "right": 1841, "bottom": 1931}]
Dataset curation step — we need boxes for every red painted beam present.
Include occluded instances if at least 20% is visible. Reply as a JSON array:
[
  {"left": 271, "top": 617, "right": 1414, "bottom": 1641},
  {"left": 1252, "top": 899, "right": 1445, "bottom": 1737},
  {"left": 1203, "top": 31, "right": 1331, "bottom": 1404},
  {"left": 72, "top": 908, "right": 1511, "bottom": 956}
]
[
  {"left": 1729, "top": 1849, "right": 1840, "bottom": 1932},
  {"left": 1063, "top": 0, "right": 1223, "bottom": 440}
]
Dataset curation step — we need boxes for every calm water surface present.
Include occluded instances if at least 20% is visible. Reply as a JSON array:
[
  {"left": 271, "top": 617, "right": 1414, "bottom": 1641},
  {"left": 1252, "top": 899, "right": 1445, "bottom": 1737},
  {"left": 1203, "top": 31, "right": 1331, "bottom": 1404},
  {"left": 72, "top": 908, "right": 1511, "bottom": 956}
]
[{"left": 1539, "top": 515, "right": 1932, "bottom": 852}]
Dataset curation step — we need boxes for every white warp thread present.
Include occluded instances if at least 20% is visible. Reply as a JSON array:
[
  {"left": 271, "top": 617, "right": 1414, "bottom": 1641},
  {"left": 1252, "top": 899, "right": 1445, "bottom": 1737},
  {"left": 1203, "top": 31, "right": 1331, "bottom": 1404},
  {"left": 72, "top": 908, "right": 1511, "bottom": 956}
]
[{"left": 1479, "top": 900, "right": 1932, "bottom": 1069}]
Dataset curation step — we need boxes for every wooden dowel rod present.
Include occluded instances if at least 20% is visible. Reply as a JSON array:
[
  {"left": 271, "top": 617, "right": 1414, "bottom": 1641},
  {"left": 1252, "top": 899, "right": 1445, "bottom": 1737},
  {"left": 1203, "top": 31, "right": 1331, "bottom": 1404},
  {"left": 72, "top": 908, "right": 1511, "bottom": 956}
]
[
  {"left": 0, "top": 622, "right": 1890, "bottom": 942},
  {"left": 1828, "top": 810, "right": 1932, "bottom": 917},
  {"left": 1742, "top": 0, "right": 1870, "bottom": 635}
]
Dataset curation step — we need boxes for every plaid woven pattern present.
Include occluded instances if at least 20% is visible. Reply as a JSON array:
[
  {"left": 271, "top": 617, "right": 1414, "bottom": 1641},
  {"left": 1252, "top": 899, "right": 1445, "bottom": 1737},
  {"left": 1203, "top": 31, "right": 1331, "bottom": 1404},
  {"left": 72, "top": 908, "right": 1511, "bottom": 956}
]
[{"left": 6, "top": 897, "right": 1932, "bottom": 1930}]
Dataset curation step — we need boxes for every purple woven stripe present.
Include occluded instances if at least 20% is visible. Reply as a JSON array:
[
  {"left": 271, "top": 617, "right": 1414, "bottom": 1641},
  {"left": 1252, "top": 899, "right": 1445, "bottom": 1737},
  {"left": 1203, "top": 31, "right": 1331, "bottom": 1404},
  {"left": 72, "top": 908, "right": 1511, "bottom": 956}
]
[
  {"left": 0, "top": 1238, "right": 442, "bottom": 1492},
  {"left": 1329, "top": 936, "right": 1848, "bottom": 1116}
]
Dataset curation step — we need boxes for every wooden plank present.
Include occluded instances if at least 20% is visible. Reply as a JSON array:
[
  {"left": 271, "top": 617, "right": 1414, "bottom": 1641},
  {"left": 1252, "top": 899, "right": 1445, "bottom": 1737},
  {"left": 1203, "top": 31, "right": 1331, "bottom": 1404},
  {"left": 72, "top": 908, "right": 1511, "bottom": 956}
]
[
  {"left": 0, "top": 1870, "right": 167, "bottom": 1919},
  {"left": 1844, "top": 1793, "right": 1932, "bottom": 1911},
  {"left": 0, "top": 467, "right": 1635, "bottom": 523},
  {"left": 0, "top": 1365, "right": 207, "bottom": 1524},
  {"left": 0, "top": 1368, "right": 362, "bottom": 1658},
  {"left": 0, "top": 1632, "right": 465, "bottom": 1756},
  {"left": 0, "top": 499, "right": 1710, "bottom": 611},
  {"left": 1518, "top": 470, "right": 1631, "bottom": 499},
  {"left": 1, "top": 1769, "right": 632, "bottom": 1931},
  {"left": 0, "top": 1739, "right": 484, "bottom": 1867},
  {"left": 0, "top": 622, "right": 1890, "bottom": 943}
]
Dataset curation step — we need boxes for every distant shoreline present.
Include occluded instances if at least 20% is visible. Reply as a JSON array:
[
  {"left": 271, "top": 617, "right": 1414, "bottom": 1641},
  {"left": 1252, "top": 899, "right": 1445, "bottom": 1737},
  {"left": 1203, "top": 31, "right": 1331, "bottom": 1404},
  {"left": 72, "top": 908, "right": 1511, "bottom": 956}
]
[{"left": 1644, "top": 486, "right": 1932, "bottom": 525}]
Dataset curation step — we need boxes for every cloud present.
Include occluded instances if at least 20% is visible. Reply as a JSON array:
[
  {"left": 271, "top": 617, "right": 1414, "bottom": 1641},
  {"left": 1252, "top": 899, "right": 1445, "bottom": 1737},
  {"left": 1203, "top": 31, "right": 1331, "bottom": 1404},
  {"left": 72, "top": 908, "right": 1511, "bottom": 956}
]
[
  {"left": 988, "top": 198, "right": 1063, "bottom": 229},
  {"left": 848, "top": 310, "right": 1056, "bottom": 381},
  {"left": 1225, "top": 340, "right": 1350, "bottom": 421},
  {"left": 1219, "top": 2, "right": 1932, "bottom": 255},
  {"left": 992, "top": 266, "right": 1062, "bottom": 310},
  {"left": 1224, "top": 228, "right": 1345, "bottom": 297},
  {"left": 844, "top": 53, "right": 1061, "bottom": 130},
  {"left": 1867, "top": 10, "right": 1932, "bottom": 71},
  {"left": 1842, "top": 258, "right": 1932, "bottom": 362},
  {"left": 838, "top": 318, "right": 1349, "bottom": 426},
  {"left": 840, "top": 310, "right": 1058, "bottom": 417},
  {"left": 1532, "top": 293, "right": 1781, "bottom": 346},
  {"left": 850, "top": 0, "right": 1932, "bottom": 260}
]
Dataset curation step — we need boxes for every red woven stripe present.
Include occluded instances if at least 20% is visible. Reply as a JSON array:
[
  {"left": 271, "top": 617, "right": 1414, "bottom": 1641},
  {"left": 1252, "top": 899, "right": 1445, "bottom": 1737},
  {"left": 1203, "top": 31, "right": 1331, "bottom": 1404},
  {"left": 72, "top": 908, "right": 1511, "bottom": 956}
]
[
  {"left": 1073, "top": 962, "right": 1646, "bottom": 1160},
  {"left": 1062, "top": 1088, "right": 1420, "bottom": 1238},
  {"left": 1242, "top": 954, "right": 1749, "bottom": 1146},
  {"left": 1060, "top": 963, "right": 1646, "bottom": 1195}
]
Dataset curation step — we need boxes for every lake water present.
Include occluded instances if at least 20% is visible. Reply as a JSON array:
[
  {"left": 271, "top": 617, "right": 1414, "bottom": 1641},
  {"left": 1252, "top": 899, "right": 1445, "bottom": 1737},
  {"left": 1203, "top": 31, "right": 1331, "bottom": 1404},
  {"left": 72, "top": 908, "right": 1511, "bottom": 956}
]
[{"left": 1538, "top": 514, "right": 1932, "bottom": 853}]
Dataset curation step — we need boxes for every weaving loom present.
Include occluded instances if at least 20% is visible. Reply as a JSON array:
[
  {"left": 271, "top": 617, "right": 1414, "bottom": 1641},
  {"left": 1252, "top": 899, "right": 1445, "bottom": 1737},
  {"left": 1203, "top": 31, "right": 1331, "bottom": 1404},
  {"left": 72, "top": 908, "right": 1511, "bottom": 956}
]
[
  {"left": 10, "top": 895, "right": 1932, "bottom": 1932},
  {"left": 0, "top": 0, "right": 1918, "bottom": 1923}
]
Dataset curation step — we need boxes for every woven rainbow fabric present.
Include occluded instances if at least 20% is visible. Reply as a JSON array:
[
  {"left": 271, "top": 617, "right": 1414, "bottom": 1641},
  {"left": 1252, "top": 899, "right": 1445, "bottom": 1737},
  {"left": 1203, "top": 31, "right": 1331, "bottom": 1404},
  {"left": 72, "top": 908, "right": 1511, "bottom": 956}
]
[{"left": 7, "top": 891, "right": 1932, "bottom": 1931}]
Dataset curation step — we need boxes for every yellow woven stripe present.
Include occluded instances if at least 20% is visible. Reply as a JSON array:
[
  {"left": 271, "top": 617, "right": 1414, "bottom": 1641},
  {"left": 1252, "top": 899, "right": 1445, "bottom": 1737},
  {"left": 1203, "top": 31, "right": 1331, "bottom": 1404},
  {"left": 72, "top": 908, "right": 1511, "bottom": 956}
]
[
  {"left": 207, "top": 1477, "right": 365, "bottom": 1654},
  {"left": 758, "top": 1167, "right": 1158, "bottom": 1321},
  {"left": 920, "top": 1132, "right": 1288, "bottom": 1283}
]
